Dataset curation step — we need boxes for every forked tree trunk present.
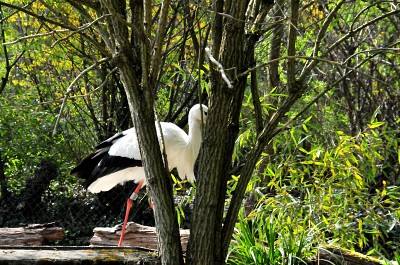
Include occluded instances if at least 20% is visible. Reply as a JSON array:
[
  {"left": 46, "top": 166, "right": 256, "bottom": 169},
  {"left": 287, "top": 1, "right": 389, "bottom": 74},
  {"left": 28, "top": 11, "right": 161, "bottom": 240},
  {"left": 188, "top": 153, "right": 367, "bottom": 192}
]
[
  {"left": 99, "top": 1, "right": 183, "bottom": 264},
  {"left": 187, "top": 1, "right": 274, "bottom": 264}
]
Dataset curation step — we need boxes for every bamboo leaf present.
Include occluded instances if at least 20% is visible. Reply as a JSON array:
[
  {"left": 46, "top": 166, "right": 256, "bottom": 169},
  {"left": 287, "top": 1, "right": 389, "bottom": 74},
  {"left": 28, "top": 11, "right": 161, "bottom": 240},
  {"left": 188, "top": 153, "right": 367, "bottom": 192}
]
[{"left": 368, "top": 122, "right": 385, "bottom": 129}]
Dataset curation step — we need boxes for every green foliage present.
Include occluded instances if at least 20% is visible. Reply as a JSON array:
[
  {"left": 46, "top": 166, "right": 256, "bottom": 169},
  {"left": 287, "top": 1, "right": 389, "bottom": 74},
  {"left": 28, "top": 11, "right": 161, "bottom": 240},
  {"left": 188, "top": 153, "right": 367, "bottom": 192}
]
[
  {"left": 1, "top": 0, "right": 399, "bottom": 257},
  {"left": 228, "top": 210, "right": 311, "bottom": 265},
  {"left": 230, "top": 111, "right": 400, "bottom": 263},
  {"left": 395, "top": 252, "right": 400, "bottom": 264},
  {"left": 0, "top": 96, "right": 72, "bottom": 192}
]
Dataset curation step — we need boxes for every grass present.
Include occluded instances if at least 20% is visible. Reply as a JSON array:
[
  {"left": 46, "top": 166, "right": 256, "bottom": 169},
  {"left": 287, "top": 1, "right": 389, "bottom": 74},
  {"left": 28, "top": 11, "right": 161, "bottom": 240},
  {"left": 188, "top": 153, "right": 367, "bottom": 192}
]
[{"left": 227, "top": 210, "right": 312, "bottom": 265}]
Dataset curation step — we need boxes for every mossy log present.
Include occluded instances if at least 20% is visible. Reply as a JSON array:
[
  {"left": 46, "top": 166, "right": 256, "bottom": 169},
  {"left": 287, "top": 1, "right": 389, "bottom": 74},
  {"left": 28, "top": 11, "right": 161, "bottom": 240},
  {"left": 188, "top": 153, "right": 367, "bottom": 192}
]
[
  {"left": 315, "top": 246, "right": 384, "bottom": 265},
  {"left": 90, "top": 222, "right": 190, "bottom": 252},
  {"left": 0, "top": 246, "right": 160, "bottom": 265},
  {"left": 0, "top": 223, "right": 64, "bottom": 246}
]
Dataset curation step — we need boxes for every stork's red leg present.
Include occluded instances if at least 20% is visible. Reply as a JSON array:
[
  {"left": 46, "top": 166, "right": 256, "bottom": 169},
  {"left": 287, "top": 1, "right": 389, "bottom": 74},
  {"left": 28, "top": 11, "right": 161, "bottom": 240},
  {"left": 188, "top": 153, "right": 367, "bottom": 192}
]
[{"left": 118, "top": 179, "right": 144, "bottom": 247}]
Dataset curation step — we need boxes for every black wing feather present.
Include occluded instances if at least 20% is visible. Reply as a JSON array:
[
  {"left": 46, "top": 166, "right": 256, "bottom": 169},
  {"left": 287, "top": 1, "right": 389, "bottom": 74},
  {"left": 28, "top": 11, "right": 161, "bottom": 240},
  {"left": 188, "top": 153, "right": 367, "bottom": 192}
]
[
  {"left": 70, "top": 149, "right": 108, "bottom": 180},
  {"left": 95, "top": 131, "right": 126, "bottom": 149},
  {"left": 71, "top": 135, "right": 142, "bottom": 189}
]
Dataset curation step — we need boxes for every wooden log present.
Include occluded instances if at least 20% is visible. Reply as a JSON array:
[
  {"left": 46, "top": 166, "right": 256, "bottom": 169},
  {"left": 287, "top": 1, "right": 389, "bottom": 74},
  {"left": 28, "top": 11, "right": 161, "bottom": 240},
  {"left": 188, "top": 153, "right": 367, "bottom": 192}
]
[
  {"left": 0, "top": 223, "right": 64, "bottom": 246},
  {"left": 316, "top": 246, "right": 384, "bottom": 265},
  {"left": 90, "top": 222, "right": 190, "bottom": 252},
  {"left": 0, "top": 246, "right": 160, "bottom": 265}
]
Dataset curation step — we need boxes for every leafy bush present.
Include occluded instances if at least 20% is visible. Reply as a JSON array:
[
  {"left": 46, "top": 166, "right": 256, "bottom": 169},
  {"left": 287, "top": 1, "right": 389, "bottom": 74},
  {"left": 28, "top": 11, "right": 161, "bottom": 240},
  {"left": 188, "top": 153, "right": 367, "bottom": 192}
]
[
  {"left": 228, "top": 209, "right": 312, "bottom": 265},
  {"left": 229, "top": 116, "right": 400, "bottom": 263}
]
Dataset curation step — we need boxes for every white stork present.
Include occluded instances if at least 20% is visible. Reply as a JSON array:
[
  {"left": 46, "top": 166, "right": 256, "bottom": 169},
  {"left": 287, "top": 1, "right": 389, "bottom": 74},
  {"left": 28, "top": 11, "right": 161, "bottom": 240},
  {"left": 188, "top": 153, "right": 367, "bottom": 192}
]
[{"left": 71, "top": 104, "right": 207, "bottom": 246}]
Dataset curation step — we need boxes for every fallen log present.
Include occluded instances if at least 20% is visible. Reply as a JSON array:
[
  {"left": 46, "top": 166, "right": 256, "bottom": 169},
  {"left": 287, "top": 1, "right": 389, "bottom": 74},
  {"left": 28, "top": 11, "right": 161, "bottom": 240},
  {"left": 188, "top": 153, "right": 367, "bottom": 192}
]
[
  {"left": 0, "top": 246, "right": 160, "bottom": 265},
  {"left": 0, "top": 223, "right": 64, "bottom": 246},
  {"left": 316, "top": 246, "right": 384, "bottom": 265},
  {"left": 90, "top": 222, "right": 189, "bottom": 252}
]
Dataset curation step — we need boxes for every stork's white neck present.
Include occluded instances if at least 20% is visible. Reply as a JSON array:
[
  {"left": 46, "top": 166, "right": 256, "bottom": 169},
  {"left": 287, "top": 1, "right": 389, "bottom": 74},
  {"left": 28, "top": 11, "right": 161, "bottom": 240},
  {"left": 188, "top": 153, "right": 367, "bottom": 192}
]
[{"left": 188, "top": 118, "right": 202, "bottom": 160}]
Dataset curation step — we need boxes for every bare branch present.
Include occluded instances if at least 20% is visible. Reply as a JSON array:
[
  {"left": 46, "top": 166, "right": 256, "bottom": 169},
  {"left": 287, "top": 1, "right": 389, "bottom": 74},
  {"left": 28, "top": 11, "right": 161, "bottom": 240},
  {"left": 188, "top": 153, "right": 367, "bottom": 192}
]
[
  {"left": 286, "top": 0, "right": 299, "bottom": 93},
  {"left": 299, "top": 0, "right": 345, "bottom": 81},
  {"left": 3, "top": 29, "right": 70, "bottom": 46},
  {"left": 271, "top": 51, "right": 380, "bottom": 138},
  {"left": 52, "top": 57, "right": 110, "bottom": 136},
  {"left": 238, "top": 55, "right": 343, "bottom": 77},
  {"left": 1, "top": 1, "right": 112, "bottom": 56},
  {"left": 141, "top": 0, "right": 151, "bottom": 93},
  {"left": 150, "top": 0, "right": 172, "bottom": 85},
  {"left": 238, "top": 51, "right": 399, "bottom": 81},
  {"left": 0, "top": 1, "right": 78, "bottom": 31},
  {"left": 326, "top": 9, "right": 400, "bottom": 57},
  {"left": 205, "top": 47, "right": 233, "bottom": 88},
  {"left": 51, "top": 15, "right": 110, "bottom": 47}
]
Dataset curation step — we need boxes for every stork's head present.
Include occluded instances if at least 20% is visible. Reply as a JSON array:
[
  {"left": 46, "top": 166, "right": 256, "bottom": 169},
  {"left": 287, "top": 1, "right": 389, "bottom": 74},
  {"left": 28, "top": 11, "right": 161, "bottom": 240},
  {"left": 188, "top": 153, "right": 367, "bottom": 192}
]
[{"left": 189, "top": 104, "right": 208, "bottom": 124}]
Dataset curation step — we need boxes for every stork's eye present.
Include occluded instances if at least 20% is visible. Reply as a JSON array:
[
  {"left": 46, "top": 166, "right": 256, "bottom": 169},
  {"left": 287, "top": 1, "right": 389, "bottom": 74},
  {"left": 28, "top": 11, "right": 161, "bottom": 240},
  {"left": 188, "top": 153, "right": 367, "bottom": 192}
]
[{"left": 204, "top": 111, "right": 208, "bottom": 116}]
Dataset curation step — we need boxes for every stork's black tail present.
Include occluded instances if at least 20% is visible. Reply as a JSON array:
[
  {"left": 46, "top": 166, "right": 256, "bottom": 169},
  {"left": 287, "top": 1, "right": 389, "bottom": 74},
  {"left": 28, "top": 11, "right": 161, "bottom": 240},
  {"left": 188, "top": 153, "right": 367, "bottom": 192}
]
[{"left": 70, "top": 149, "right": 108, "bottom": 189}]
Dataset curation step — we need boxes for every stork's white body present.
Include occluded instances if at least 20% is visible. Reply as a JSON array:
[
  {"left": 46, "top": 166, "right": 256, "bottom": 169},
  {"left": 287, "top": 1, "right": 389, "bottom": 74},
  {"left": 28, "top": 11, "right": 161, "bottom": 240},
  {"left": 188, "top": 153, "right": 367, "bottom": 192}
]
[{"left": 71, "top": 104, "right": 207, "bottom": 193}]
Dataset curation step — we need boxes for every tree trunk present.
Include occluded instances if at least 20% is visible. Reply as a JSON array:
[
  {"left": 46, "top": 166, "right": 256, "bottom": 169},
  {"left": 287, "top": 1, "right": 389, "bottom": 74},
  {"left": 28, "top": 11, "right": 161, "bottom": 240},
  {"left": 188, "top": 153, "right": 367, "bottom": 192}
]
[
  {"left": 0, "top": 150, "right": 10, "bottom": 206},
  {"left": 99, "top": 1, "right": 183, "bottom": 264},
  {"left": 188, "top": 1, "right": 253, "bottom": 264},
  {"left": 188, "top": 1, "right": 277, "bottom": 264}
]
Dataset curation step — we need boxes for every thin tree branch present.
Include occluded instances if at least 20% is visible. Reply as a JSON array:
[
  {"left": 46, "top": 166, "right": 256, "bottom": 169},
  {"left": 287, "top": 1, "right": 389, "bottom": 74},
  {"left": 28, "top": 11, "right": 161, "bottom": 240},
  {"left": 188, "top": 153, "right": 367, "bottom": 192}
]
[
  {"left": 1, "top": 1, "right": 111, "bottom": 56},
  {"left": 326, "top": 9, "right": 400, "bottom": 58},
  {"left": 0, "top": 3, "right": 28, "bottom": 94},
  {"left": 299, "top": 0, "right": 345, "bottom": 82},
  {"left": 205, "top": 46, "right": 233, "bottom": 88},
  {"left": 238, "top": 55, "right": 341, "bottom": 77},
  {"left": 222, "top": 87, "right": 306, "bottom": 259},
  {"left": 286, "top": 0, "right": 299, "bottom": 93},
  {"left": 0, "top": 1, "right": 77, "bottom": 31},
  {"left": 140, "top": 0, "right": 150, "bottom": 101},
  {"left": 238, "top": 52, "right": 398, "bottom": 82},
  {"left": 52, "top": 57, "right": 110, "bottom": 136},
  {"left": 271, "top": 50, "right": 379, "bottom": 138},
  {"left": 250, "top": 63, "right": 264, "bottom": 133},
  {"left": 3, "top": 29, "right": 70, "bottom": 45},
  {"left": 51, "top": 15, "right": 110, "bottom": 48},
  {"left": 342, "top": 46, "right": 400, "bottom": 64},
  {"left": 150, "top": 0, "right": 172, "bottom": 86}
]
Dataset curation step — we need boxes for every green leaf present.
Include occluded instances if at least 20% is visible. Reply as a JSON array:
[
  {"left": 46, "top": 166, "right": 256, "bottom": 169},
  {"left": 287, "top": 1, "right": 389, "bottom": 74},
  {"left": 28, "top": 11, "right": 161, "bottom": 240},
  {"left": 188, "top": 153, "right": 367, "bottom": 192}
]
[{"left": 368, "top": 122, "right": 385, "bottom": 129}]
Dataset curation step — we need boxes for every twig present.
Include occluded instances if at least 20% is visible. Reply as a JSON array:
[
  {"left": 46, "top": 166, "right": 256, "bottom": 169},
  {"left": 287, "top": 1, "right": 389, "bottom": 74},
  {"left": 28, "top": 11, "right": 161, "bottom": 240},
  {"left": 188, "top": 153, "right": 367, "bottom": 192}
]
[
  {"left": 0, "top": 1, "right": 78, "bottom": 31},
  {"left": 52, "top": 57, "right": 110, "bottom": 136},
  {"left": 205, "top": 46, "right": 233, "bottom": 88},
  {"left": 0, "top": 67, "right": 118, "bottom": 110},
  {"left": 3, "top": 29, "right": 70, "bottom": 45},
  {"left": 271, "top": 52, "right": 377, "bottom": 138},
  {"left": 51, "top": 15, "right": 109, "bottom": 47},
  {"left": 238, "top": 54, "right": 393, "bottom": 86},
  {"left": 238, "top": 55, "right": 342, "bottom": 77},
  {"left": 287, "top": 0, "right": 299, "bottom": 92},
  {"left": 150, "top": 0, "right": 172, "bottom": 85}
]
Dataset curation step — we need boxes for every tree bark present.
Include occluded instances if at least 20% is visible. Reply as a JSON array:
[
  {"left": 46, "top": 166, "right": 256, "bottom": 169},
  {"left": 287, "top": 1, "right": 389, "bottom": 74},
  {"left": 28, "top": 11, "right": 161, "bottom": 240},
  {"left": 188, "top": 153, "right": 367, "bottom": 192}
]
[
  {"left": 0, "top": 150, "right": 10, "bottom": 206},
  {"left": 187, "top": 1, "right": 278, "bottom": 264},
  {"left": 268, "top": 0, "right": 284, "bottom": 91},
  {"left": 287, "top": 0, "right": 300, "bottom": 93},
  {"left": 188, "top": 1, "right": 252, "bottom": 264},
  {"left": 99, "top": 1, "right": 183, "bottom": 264}
]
